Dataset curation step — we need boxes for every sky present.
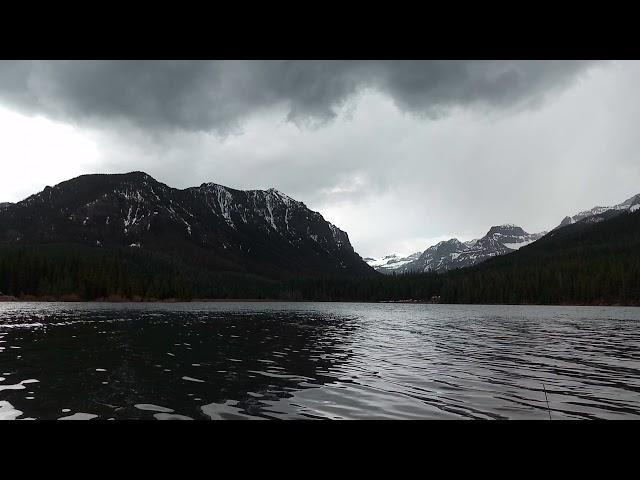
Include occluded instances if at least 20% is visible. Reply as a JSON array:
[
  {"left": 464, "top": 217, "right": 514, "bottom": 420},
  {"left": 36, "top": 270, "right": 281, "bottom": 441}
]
[{"left": 0, "top": 60, "right": 639, "bottom": 258}]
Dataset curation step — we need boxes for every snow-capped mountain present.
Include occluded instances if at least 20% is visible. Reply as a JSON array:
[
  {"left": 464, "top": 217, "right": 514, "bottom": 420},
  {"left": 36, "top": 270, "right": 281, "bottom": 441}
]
[
  {"left": 398, "top": 239, "right": 468, "bottom": 274},
  {"left": 372, "top": 224, "right": 545, "bottom": 274},
  {"left": 557, "top": 193, "right": 640, "bottom": 229},
  {"left": 370, "top": 191, "right": 640, "bottom": 276},
  {"left": 364, "top": 252, "right": 422, "bottom": 274},
  {"left": 434, "top": 225, "right": 545, "bottom": 272},
  {"left": 0, "top": 172, "right": 374, "bottom": 277}
]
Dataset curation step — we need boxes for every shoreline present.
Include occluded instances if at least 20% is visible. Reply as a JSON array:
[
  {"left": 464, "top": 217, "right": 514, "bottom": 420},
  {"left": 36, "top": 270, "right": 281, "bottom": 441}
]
[
  {"left": 0, "top": 295, "right": 637, "bottom": 307},
  {"left": 0, "top": 296, "right": 438, "bottom": 304}
]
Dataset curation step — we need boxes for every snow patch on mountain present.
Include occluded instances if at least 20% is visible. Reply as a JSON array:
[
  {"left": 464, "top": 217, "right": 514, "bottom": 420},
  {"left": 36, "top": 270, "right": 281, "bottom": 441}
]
[
  {"left": 365, "top": 252, "right": 423, "bottom": 271},
  {"left": 0, "top": 172, "right": 373, "bottom": 276},
  {"left": 557, "top": 193, "right": 640, "bottom": 229},
  {"left": 372, "top": 225, "right": 545, "bottom": 274},
  {"left": 503, "top": 238, "right": 536, "bottom": 250}
]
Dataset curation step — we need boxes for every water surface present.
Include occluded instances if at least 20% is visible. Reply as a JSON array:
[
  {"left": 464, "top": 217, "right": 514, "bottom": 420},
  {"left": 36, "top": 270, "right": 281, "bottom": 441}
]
[{"left": 1, "top": 302, "right": 639, "bottom": 420}]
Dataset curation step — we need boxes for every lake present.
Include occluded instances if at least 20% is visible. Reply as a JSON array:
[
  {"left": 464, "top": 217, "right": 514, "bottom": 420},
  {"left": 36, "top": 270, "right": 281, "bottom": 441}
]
[{"left": 1, "top": 302, "right": 639, "bottom": 420}]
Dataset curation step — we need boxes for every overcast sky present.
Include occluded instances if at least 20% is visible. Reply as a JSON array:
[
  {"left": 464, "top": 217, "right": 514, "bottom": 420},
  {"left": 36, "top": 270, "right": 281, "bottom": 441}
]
[{"left": 1, "top": 60, "right": 639, "bottom": 258}]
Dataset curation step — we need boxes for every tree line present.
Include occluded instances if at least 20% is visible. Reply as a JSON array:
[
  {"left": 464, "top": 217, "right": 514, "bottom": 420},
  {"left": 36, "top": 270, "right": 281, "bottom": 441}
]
[{"left": 1, "top": 211, "right": 639, "bottom": 305}]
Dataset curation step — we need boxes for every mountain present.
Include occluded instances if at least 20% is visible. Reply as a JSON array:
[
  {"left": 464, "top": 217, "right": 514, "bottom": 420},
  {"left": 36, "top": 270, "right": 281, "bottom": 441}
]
[
  {"left": 446, "top": 224, "right": 546, "bottom": 269},
  {"left": 0, "top": 172, "right": 375, "bottom": 279},
  {"left": 397, "top": 239, "right": 468, "bottom": 274},
  {"left": 372, "top": 224, "right": 545, "bottom": 274},
  {"left": 440, "top": 205, "right": 640, "bottom": 305},
  {"left": 364, "top": 252, "right": 422, "bottom": 274},
  {"left": 285, "top": 204, "right": 640, "bottom": 304},
  {"left": 369, "top": 192, "right": 640, "bottom": 276},
  {"left": 557, "top": 193, "right": 640, "bottom": 229}
]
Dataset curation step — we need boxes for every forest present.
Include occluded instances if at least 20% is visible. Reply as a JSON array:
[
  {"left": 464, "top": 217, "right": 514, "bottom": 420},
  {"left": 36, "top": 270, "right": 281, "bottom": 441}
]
[{"left": 1, "top": 210, "right": 639, "bottom": 305}]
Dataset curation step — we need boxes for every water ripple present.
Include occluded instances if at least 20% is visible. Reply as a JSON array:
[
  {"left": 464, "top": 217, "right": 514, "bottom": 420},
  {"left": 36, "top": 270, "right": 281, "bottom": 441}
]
[{"left": 0, "top": 302, "right": 639, "bottom": 419}]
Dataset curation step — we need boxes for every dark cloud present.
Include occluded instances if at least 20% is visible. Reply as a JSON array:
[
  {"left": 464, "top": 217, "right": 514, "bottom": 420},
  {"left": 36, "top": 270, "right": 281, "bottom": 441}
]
[
  {"left": 0, "top": 60, "right": 637, "bottom": 258},
  {"left": 0, "top": 60, "right": 599, "bottom": 132}
]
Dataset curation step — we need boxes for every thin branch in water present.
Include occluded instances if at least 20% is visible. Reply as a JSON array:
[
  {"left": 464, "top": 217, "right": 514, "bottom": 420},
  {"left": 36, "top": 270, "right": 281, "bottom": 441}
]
[{"left": 542, "top": 383, "right": 552, "bottom": 420}]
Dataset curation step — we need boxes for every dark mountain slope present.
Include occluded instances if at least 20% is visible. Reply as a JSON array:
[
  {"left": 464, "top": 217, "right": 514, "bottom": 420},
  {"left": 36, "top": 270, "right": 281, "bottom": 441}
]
[
  {"left": 0, "top": 172, "right": 375, "bottom": 280},
  {"left": 379, "top": 224, "right": 545, "bottom": 275},
  {"left": 440, "top": 209, "right": 640, "bottom": 304}
]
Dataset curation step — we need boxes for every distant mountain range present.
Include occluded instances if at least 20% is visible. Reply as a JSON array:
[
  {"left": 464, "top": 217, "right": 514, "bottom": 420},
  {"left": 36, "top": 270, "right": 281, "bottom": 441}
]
[
  {"left": 362, "top": 252, "right": 422, "bottom": 273},
  {"left": 0, "top": 172, "right": 374, "bottom": 278},
  {"left": 439, "top": 201, "right": 640, "bottom": 305},
  {"left": 368, "top": 192, "right": 640, "bottom": 274},
  {"left": 367, "top": 225, "right": 545, "bottom": 274},
  {"left": 0, "top": 173, "right": 639, "bottom": 304},
  {"left": 556, "top": 193, "right": 640, "bottom": 228}
]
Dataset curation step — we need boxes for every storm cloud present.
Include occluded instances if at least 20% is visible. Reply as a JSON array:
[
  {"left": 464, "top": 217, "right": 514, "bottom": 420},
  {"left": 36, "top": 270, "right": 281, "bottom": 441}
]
[
  {"left": 0, "top": 60, "right": 598, "bottom": 133},
  {"left": 2, "top": 60, "right": 637, "bottom": 258}
]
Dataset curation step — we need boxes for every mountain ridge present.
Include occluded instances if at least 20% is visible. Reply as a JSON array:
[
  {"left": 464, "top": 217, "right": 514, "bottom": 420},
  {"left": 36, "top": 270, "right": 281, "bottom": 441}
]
[
  {"left": 367, "top": 224, "right": 545, "bottom": 274},
  {"left": 368, "top": 191, "right": 640, "bottom": 275},
  {"left": 557, "top": 193, "right": 640, "bottom": 229},
  {"left": 0, "top": 171, "right": 375, "bottom": 278}
]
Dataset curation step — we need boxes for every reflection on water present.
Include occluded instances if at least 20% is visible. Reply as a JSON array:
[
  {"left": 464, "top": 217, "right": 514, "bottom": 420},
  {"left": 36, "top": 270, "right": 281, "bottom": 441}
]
[{"left": 0, "top": 302, "right": 639, "bottom": 420}]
